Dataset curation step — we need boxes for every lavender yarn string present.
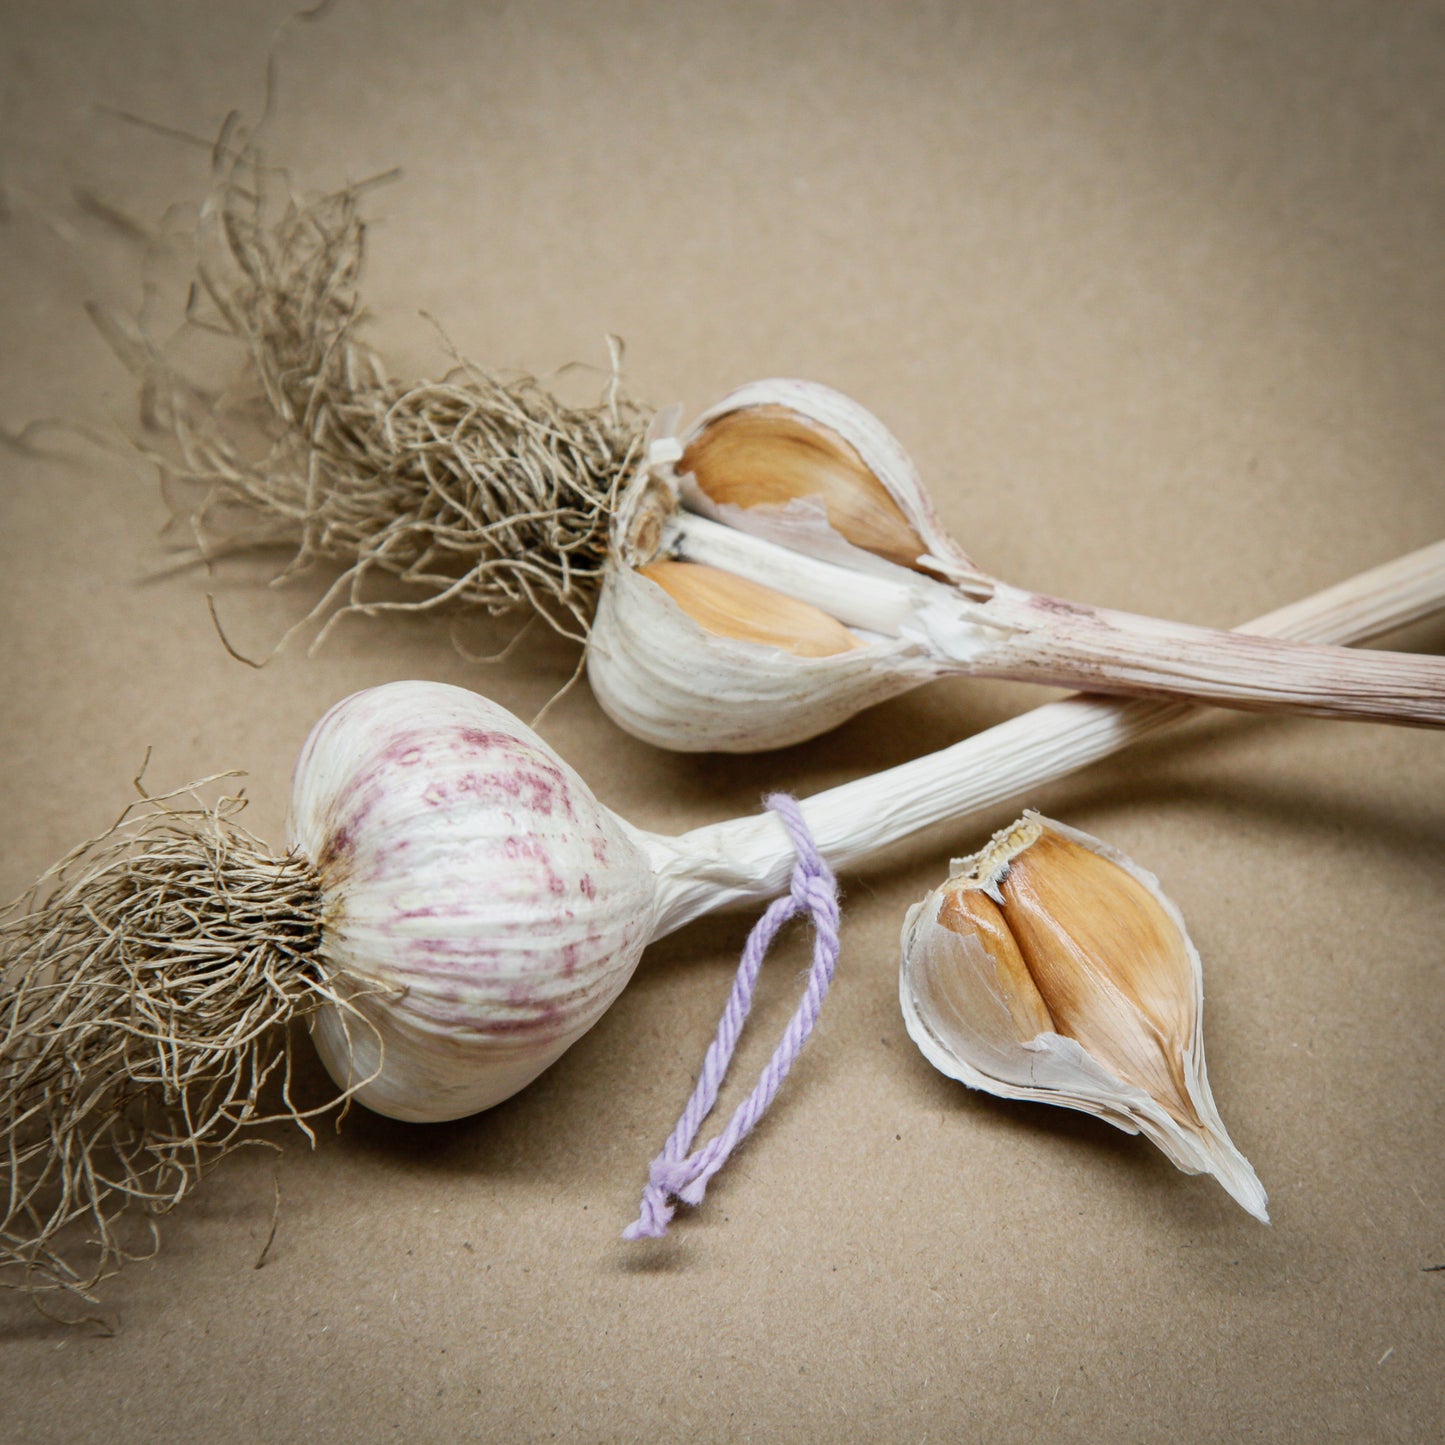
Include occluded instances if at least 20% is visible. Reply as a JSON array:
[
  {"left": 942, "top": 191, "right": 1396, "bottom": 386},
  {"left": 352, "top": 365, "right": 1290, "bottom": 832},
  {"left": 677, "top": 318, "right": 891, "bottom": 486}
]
[{"left": 623, "top": 793, "right": 841, "bottom": 1241}]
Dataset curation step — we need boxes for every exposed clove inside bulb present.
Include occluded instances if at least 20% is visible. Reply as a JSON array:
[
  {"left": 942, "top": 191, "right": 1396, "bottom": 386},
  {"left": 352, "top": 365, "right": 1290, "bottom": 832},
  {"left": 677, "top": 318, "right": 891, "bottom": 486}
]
[
  {"left": 899, "top": 812, "right": 1267, "bottom": 1221},
  {"left": 588, "top": 379, "right": 1445, "bottom": 751}
]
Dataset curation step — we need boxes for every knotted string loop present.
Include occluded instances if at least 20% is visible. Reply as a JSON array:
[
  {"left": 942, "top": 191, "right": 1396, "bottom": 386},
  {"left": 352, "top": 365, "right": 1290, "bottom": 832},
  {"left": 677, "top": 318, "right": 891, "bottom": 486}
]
[{"left": 623, "top": 794, "right": 841, "bottom": 1240}]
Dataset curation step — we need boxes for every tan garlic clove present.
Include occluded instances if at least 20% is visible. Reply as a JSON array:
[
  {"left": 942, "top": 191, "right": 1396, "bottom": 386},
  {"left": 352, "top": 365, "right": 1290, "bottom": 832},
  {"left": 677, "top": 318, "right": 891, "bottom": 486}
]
[
  {"left": 992, "top": 825, "right": 1202, "bottom": 1130},
  {"left": 637, "top": 559, "right": 864, "bottom": 659},
  {"left": 674, "top": 378, "right": 983, "bottom": 585},
  {"left": 935, "top": 884, "right": 1056, "bottom": 1045},
  {"left": 589, "top": 556, "right": 943, "bottom": 752},
  {"left": 680, "top": 403, "right": 930, "bottom": 570},
  {"left": 900, "top": 813, "right": 1268, "bottom": 1222}
]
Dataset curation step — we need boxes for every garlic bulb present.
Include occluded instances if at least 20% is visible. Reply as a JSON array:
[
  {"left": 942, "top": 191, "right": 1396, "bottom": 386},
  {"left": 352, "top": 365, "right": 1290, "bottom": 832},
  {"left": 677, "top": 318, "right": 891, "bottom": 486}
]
[
  {"left": 288, "top": 683, "right": 659, "bottom": 1121},
  {"left": 900, "top": 813, "right": 1267, "bottom": 1220},
  {"left": 121, "top": 170, "right": 1445, "bottom": 743},
  {"left": 588, "top": 379, "right": 1445, "bottom": 751}
]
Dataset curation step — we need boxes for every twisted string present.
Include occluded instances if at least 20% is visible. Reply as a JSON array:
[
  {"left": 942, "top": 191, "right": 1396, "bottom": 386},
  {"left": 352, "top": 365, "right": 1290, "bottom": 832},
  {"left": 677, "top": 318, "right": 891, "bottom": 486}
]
[{"left": 624, "top": 794, "right": 841, "bottom": 1240}]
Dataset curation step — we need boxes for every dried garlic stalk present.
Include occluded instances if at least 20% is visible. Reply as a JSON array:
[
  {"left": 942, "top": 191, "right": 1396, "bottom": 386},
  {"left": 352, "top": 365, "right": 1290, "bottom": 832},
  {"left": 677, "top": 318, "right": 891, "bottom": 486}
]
[{"left": 639, "top": 536, "right": 1445, "bottom": 929}]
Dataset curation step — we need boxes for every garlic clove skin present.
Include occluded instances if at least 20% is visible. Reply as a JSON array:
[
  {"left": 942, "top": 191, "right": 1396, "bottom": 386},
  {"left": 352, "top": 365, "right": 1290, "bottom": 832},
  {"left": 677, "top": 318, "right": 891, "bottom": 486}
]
[
  {"left": 637, "top": 560, "right": 865, "bottom": 658},
  {"left": 679, "top": 400, "right": 931, "bottom": 570},
  {"left": 900, "top": 813, "right": 1268, "bottom": 1222},
  {"left": 589, "top": 554, "right": 947, "bottom": 752},
  {"left": 288, "top": 681, "right": 659, "bottom": 1122}
]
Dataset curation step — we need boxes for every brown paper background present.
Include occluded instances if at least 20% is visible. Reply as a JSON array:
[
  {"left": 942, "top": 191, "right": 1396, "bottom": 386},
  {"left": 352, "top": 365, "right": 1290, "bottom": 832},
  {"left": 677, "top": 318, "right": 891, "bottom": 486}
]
[{"left": 2, "top": 2, "right": 1442, "bottom": 1438}]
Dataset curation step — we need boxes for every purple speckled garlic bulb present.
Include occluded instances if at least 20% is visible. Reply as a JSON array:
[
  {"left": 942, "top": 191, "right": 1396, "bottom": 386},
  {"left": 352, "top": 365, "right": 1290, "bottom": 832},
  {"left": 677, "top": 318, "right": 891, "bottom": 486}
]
[{"left": 288, "top": 682, "right": 657, "bottom": 1122}]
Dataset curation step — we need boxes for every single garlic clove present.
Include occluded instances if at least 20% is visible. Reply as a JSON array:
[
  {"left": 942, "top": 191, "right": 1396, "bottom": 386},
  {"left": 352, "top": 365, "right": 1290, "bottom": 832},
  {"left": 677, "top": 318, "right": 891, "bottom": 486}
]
[
  {"left": 288, "top": 681, "right": 659, "bottom": 1122},
  {"left": 680, "top": 402, "right": 930, "bottom": 570},
  {"left": 994, "top": 825, "right": 1201, "bottom": 1130},
  {"left": 935, "top": 885, "right": 1056, "bottom": 1044},
  {"left": 900, "top": 812, "right": 1268, "bottom": 1222},
  {"left": 674, "top": 378, "right": 983, "bottom": 586},
  {"left": 638, "top": 559, "right": 865, "bottom": 658}
]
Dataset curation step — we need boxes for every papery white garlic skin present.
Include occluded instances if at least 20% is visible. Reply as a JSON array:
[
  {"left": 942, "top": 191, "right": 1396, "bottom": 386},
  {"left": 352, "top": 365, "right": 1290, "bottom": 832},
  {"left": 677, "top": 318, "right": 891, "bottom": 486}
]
[
  {"left": 899, "top": 813, "right": 1268, "bottom": 1222},
  {"left": 288, "top": 681, "right": 658, "bottom": 1123},
  {"left": 589, "top": 557, "right": 946, "bottom": 752}
]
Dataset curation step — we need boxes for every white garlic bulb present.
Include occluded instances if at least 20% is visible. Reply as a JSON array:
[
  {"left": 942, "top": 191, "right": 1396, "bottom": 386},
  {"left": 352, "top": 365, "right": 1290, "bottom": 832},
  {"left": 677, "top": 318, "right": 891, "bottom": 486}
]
[
  {"left": 288, "top": 683, "right": 659, "bottom": 1121},
  {"left": 899, "top": 813, "right": 1268, "bottom": 1221},
  {"left": 588, "top": 379, "right": 1445, "bottom": 751}
]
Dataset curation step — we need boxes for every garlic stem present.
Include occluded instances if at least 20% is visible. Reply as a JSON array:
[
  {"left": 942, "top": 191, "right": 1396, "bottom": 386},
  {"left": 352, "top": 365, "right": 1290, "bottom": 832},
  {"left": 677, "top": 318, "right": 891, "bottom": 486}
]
[
  {"left": 639, "top": 539, "right": 1445, "bottom": 933},
  {"left": 668, "top": 511, "right": 1445, "bottom": 728},
  {"left": 973, "top": 580, "right": 1445, "bottom": 725}
]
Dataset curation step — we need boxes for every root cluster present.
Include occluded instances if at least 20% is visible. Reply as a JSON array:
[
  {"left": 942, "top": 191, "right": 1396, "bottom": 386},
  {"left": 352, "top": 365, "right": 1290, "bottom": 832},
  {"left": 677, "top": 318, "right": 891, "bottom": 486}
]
[
  {"left": 0, "top": 778, "right": 351, "bottom": 1308},
  {"left": 116, "top": 148, "right": 650, "bottom": 645}
]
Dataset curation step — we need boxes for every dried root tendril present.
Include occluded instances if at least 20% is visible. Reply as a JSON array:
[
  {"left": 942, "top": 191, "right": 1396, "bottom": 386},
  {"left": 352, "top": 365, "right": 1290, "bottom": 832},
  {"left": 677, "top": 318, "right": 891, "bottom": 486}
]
[
  {"left": 105, "top": 142, "right": 651, "bottom": 648},
  {"left": 0, "top": 774, "right": 368, "bottom": 1314}
]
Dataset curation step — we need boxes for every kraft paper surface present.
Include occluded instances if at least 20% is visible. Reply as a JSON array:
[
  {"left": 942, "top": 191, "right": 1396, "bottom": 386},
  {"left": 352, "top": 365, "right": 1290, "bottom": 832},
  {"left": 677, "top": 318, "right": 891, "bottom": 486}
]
[{"left": 1, "top": 3, "right": 1442, "bottom": 1439}]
